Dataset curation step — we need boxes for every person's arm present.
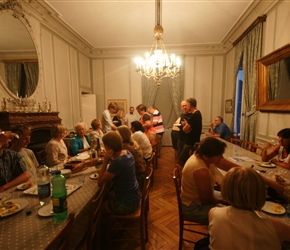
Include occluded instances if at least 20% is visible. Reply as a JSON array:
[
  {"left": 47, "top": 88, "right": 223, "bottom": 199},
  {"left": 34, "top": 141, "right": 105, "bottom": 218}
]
[
  {"left": 270, "top": 218, "right": 290, "bottom": 243},
  {"left": 194, "top": 168, "right": 225, "bottom": 205},
  {"left": 262, "top": 176, "right": 284, "bottom": 195},
  {"left": 98, "top": 149, "right": 115, "bottom": 186},
  {"left": 261, "top": 143, "right": 280, "bottom": 162},
  {"left": 216, "top": 157, "right": 240, "bottom": 171},
  {"left": 142, "top": 114, "right": 152, "bottom": 129},
  {"left": 0, "top": 171, "right": 30, "bottom": 193},
  {"left": 182, "top": 119, "right": 192, "bottom": 133},
  {"left": 270, "top": 158, "right": 290, "bottom": 169}
]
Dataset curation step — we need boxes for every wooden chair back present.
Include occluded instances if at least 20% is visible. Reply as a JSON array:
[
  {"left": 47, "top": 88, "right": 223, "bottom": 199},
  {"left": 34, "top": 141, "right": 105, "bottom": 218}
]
[
  {"left": 251, "top": 144, "right": 263, "bottom": 156},
  {"left": 85, "top": 183, "right": 107, "bottom": 250},
  {"left": 173, "top": 168, "right": 208, "bottom": 250},
  {"left": 45, "top": 212, "right": 75, "bottom": 250},
  {"left": 36, "top": 149, "right": 47, "bottom": 164},
  {"left": 244, "top": 141, "right": 257, "bottom": 151},
  {"left": 108, "top": 168, "right": 153, "bottom": 250},
  {"left": 230, "top": 138, "right": 243, "bottom": 147}
]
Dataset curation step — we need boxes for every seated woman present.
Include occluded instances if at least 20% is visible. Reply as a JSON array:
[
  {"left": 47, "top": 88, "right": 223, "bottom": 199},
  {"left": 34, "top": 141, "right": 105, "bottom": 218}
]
[
  {"left": 0, "top": 130, "right": 30, "bottom": 193},
  {"left": 181, "top": 137, "right": 239, "bottom": 224},
  {"left": 130, "top": 121, "right": 152, "bottom": 160},
  {"left": 117, "top": 125, "right": 146, "bottom": 189},
  {"left": 88, "top": 118, "right": 104, "bottom": 148},
  {"left": 10, "top": 125, "right": 39, "bottom": 183},
  {"left": 209, "top": 167, "right": 290, "bottom": 250},
  {"left": 70, "top": 122, "right": 90, "bottom": 156},
  {"left": 113, "top": 109, "right": 125, "bottom": 127},
  {"left": 73, "top": 131, "right": 140, "bottom": 215},
  {"left": 262, "top": 128, "right": 290, "bottom": 170},
  {"left": 45, "top": 124, "right": 69, "bottom": 167}
]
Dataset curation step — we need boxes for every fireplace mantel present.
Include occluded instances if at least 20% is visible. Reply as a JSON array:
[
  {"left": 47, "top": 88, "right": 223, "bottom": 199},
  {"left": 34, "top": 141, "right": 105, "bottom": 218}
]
[{"left": 0, "top": 111, "right": 62, "bottom": 130}]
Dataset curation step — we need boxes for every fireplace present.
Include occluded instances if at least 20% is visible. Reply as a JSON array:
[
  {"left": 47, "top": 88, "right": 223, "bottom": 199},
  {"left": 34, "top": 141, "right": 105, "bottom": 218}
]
[{"left": 0, "top": 111, "right": 62, "bottom": 153}]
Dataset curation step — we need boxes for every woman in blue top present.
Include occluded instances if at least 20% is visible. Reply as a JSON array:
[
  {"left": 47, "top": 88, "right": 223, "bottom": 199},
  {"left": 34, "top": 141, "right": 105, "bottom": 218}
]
[
  {"left": 72, "top": 131, "right": 140, "bottom": 214},
  {"left": 70, "top": 122, "right": 90, "bottom": 156}
]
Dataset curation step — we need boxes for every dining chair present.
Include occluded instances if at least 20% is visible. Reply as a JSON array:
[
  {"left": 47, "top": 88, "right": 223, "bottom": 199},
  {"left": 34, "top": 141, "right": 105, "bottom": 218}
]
[
  {"left": 244, "top": 141, "right": 257, "bottom": 151},
  {"left": 107, "top": 168, "right": 153, "bottom": 250},
  {"left": 36, "top": 149, "right": 47, "bottom": 164},
  {"left": 45, "top": 212, "right": 76, "bottom": 250},
  {"left": 78, "top": 183, "right": 107, "bottom": 250},
  {"left": 251, "top": 144, "right": 263, "bottom": 156},
  {"left": 173, "top": 168, "right": 208, "bottom": 250},
  {"left": 146, "top": 152, "right": 155, "bottom": 187},
  {"left": 151, "top": 142, "right": 159, "bottom": 170},
  {"left": 230, "top": 138, "right": 243, "bottom": 147}
]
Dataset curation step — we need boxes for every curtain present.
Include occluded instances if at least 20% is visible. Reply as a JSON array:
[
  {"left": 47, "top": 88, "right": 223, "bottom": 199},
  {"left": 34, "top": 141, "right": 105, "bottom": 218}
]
[
  {"left": 268, "top": 61, "right": 282, "bottom": 100},
  {"left": 231, "top": 23, "right": 263, "bottom": 143},
  {"left": 23, "top": 62, "right": 39, "bottom": 96},
  {"left": 141, "top": 62, "right": 185, "bottom": 127},
  {"left": 4, "top": 62, "right": 22, "bottom": 96}
]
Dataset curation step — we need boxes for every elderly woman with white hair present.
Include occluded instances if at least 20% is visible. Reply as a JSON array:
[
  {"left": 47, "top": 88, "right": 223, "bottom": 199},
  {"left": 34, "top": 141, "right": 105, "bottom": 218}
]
[{"left": 70, "top": 122, "right": 90, "bottom": 156}]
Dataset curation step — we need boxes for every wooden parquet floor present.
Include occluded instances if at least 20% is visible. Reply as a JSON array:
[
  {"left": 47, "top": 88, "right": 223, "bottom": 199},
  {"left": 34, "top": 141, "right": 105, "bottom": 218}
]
[{"left": 106, "top": 146, "right": 207, "bottom": 250}]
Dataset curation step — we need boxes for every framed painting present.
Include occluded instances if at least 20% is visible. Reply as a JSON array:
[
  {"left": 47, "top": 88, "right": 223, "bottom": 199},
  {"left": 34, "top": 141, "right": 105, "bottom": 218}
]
[{"left": 225, "top": 99, "right": 233, "bottom": 113}]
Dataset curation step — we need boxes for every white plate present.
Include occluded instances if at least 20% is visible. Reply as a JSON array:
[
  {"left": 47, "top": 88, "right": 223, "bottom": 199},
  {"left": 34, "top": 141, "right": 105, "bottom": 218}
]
[
  {"left": 90, "top": 173, "right": 99, "bottom": 180},
  {"left": 0, "top": 199, "right": 28, "bottom": 217},
  {"left": 260, "top": 162, "right": 276, "bottom": 168},
  {"left": 75, "top": 152, "right": 90, "bottom": 161},
  {"left": 262, "top": 201, "right": 285, "bottom": 215},
  {"left": 0, "top": 193, "right": 11, "bottom": 202},
  {"left": 38, "top": 204, "right": 53, "bottom": 217},
  {"left": 23, "top": 182, "right": 83, "bottom": 196},
  {"left": 17, "top": 182, "right": 36, "bottom": 190}
]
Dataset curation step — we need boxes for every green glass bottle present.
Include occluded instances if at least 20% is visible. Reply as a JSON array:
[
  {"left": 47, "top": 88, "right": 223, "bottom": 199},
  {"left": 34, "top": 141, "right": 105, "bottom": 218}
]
[{"left": 51, "top": 170, "right": 68, "bottom": 222}]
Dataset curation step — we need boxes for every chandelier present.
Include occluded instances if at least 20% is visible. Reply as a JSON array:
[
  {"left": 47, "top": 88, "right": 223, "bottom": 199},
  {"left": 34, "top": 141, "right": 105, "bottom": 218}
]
[{"left": 135, "top": 0, "right": 181, "bottom": 87}]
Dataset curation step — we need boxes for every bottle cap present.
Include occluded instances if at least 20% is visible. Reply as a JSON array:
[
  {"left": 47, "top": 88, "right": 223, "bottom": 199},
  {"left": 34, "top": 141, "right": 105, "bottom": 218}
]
[{"left": 55, "top": 170, "right": 61, "bottom": 175}]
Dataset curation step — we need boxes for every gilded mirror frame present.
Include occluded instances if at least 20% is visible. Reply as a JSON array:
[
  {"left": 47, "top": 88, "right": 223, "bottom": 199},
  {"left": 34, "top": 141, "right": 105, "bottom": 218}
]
[
  {"left": 0, "top": 0, "right": 40, "bottom": 99},
  {"left": 256, "top": 43, "right": 290, "bottom": 112}
]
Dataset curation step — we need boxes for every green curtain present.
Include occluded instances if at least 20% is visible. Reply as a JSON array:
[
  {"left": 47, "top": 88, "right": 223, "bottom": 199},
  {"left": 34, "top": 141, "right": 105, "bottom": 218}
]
[{"left": 232, "top": 22, "right": 263, "bottom": 143}]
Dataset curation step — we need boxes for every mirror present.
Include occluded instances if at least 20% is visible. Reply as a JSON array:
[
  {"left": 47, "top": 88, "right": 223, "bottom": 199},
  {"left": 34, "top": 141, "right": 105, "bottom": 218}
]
[
  {"left": 256, "top": 43, "right": 290, "bottom": 112},
  {"left": 0, "top": 6, "right": 39, "bottom": 98}
]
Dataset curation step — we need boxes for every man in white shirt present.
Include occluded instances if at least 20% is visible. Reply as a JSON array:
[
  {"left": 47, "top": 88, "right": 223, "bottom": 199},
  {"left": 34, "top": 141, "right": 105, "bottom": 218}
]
[
  {"left": 124, "top": 106, "right": 138, "bottom": 128},
  {"left": 101, "top": 102, "right": 118, "bottom": 134}
]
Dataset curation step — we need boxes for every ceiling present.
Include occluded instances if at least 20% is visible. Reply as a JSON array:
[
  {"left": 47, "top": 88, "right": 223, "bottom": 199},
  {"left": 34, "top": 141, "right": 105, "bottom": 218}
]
[{"left": 45, "top": 0, "right": 255, "bottom": 51}]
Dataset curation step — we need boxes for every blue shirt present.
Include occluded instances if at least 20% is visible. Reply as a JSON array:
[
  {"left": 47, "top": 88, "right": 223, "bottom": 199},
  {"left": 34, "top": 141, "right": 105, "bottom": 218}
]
[
  {"left": 0, "top": 149, "right": 27, "bottom": 186},
  {"left": 107, "top": 150, "right": 140, "bottom": 205},
  {"left": 214, "top": 123, "right": 231, "bottom": 140}
]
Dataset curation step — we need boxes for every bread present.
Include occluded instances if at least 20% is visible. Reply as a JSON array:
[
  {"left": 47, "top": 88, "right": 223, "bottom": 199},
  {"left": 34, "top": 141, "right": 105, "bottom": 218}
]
[{"left": 272, "top": 203, "right": 284, "bottom": 213}]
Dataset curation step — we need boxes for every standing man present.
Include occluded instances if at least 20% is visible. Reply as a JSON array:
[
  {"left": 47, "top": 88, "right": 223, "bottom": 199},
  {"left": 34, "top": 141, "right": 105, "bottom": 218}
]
[
  {"left": 124, "top": 106, "right": 138, "bottom": 128},
  {"left": 101, "top": 102, "right": 118, "bottom": 134},
  {"left": 148, "top": 106, "right": 165, "bottom": 157},
  {"left": 179, "top": 98, "right": 202, "bottom": 166},
  {"left": 206, "top": 116, "right": 231, "bottom": 140},
  {"left": 177, "top": 100, "right": 192, "bottom": 158}
]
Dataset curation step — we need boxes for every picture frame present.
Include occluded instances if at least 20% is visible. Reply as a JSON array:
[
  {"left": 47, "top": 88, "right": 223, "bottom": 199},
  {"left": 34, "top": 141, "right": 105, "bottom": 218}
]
[
  {"left": 225, "top": 99, "right": 233, "bottom": 113},
  {"left": 107, "top": 99, "right": 127, "bottom": 116}
]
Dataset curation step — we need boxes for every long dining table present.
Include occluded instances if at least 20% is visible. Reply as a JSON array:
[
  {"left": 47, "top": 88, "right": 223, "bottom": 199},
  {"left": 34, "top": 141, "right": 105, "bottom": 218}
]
[
  {"left": 220, "top": 139, "right": 290, "bottom": 225},
  {"left": 0, "top": 158, "right": 101, "bottom": 250}
]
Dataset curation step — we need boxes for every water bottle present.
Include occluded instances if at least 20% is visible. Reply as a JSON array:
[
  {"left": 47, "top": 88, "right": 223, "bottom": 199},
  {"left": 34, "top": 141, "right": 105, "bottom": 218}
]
[
  {"left": 37, "top": 164, "right": 51, "bottom": 205},
  {"left": 51, "top": 170, "right": 68, "bottom": 221}
]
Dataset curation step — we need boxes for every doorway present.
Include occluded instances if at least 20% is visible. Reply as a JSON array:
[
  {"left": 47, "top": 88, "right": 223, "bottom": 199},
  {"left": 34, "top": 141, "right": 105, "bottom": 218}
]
[{"left": 234, "top": 68, "right": 244, "bottom": 137}]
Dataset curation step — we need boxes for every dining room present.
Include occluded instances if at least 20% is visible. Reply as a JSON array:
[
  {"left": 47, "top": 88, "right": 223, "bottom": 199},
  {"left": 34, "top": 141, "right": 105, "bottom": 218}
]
[{"left": 1, "top": 0, "right": 290, "bottom": 249}]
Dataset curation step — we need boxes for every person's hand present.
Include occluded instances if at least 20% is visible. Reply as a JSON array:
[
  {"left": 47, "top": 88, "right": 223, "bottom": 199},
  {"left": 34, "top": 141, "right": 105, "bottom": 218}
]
[
  {"left": 271, "top": 158, "right": 278, "bottom": 164},
  {"left": 72, "top": 162, "right": 85, "bottom": 173},
  {"left": 210, "top": 122, "right": 214, "bottom": 128},
  {"left": 0, "top": 185, "right": 7, "bottom": 193},
  {"left": 104, "top": 149, "right": 114, "bottom": 161}
]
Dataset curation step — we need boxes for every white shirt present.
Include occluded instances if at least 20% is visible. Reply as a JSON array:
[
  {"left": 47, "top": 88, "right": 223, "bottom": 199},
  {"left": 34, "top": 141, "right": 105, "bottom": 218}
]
[
  {"left": 124, "top": 113, "right": 138, "bottom": 127},
  {"left": 131, "top": 131, "right": 152, "bottom": 159},
  {"left": 101, "top": 109, "right": 114, "bottom": 133}
]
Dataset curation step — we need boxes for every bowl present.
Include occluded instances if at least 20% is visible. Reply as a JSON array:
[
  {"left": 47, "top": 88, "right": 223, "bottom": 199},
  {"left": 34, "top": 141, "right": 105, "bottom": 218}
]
[{"left": 61, "top": 169, "right": 72, "bottom": 178}]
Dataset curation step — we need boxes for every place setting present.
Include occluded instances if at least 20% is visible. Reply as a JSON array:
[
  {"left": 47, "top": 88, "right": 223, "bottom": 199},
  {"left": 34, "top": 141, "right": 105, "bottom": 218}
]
[{"left": 0, "top": 196, "right": 29, "bottom": 218}]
